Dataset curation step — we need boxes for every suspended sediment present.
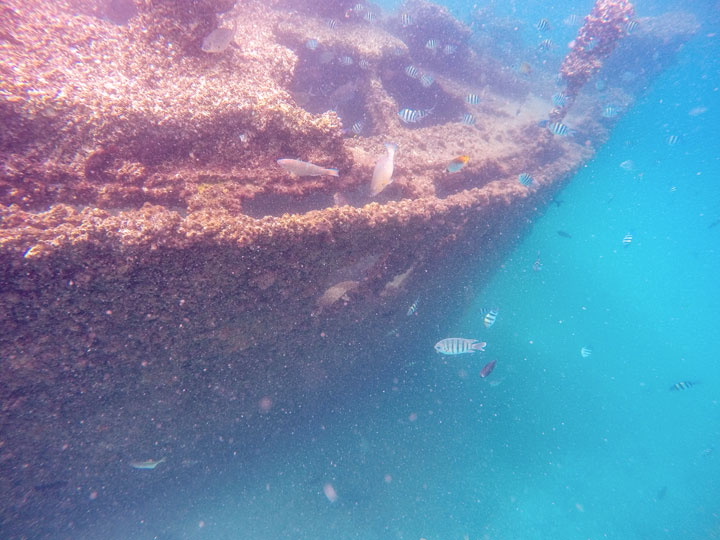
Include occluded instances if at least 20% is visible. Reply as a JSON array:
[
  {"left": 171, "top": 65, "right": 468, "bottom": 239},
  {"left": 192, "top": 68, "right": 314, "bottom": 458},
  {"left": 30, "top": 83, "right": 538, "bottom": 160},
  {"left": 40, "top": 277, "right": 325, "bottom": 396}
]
[{"left": 0, "top": 0, "right": 698, "bottom": 536}]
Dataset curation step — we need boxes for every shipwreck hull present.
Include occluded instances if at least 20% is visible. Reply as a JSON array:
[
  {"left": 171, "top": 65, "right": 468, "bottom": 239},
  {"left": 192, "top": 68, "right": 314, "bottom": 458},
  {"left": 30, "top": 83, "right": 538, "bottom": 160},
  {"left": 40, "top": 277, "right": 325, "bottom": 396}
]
[{"left": 0, "top": 0, "right": 697, "bottom": 536}]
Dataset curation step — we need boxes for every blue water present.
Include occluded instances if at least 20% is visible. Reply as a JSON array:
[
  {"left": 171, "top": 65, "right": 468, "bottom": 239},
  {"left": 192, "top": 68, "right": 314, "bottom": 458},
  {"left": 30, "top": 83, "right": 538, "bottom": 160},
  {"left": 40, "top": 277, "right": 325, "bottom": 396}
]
[{"left": 73, "top": 6, "right": 720, "bottom": 540}]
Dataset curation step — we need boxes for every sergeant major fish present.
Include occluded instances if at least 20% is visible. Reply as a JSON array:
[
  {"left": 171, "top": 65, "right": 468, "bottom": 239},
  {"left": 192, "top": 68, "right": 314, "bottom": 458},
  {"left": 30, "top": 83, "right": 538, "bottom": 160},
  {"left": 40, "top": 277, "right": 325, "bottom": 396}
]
[
  {"left": 407, "top": 297, "right": 420, "bottom": 316},
  {"left": 481, "top": 308, "right": 498, "bottom": 328},
  {"left": 371, "top": 142, "right": 397, "bottom": 196},
  {"left": 434, "top": 338, "right": 486, "bottom": 355},
  {"left": 277, "top": 159, "right": 339, "bottom": 177}
]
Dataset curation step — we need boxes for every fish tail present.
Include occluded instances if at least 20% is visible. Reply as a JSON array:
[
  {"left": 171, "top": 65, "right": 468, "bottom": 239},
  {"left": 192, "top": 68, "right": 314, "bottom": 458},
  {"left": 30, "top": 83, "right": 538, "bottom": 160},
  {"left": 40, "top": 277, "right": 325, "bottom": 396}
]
[
  {"left": 472, "top": 341, "right": 487, "bottom": 352},
  {"left": 325, "top": 168, "right": 340, "bottom": 177}
]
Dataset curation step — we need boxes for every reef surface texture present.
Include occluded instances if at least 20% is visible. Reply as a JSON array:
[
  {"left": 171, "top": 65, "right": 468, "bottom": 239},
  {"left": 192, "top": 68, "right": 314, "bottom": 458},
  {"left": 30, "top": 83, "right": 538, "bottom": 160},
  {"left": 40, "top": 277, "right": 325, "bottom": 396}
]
[{"left": 0, "top": 0, "right": 697, "bottom": 536}]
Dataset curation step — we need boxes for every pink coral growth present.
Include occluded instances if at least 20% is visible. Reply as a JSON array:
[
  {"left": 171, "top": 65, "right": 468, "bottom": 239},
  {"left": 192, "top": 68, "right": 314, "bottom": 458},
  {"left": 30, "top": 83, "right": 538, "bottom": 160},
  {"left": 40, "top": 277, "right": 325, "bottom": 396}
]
[{"left": 554, "top": 0, "right": 635, "bottom": 119}]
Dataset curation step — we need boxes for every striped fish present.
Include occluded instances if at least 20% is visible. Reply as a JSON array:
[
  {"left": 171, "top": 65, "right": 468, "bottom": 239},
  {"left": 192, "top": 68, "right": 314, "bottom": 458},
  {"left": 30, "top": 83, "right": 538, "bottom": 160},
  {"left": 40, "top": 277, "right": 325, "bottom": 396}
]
[
  {"left": 518, "top": 173, "right": 533, "bottom": 187},
  {"left": 547, "top": 121, "right": 571, "bottom": 136},
  {"left": 358, "top": 59, "right": 370, "bottom": 70},
  {"left": 405, "top": 65, "right": 421, "bottom": 79},
  {"left": 482, "top": 308, "right": 499, "bottom": 328},
  {"left": 407, "top": 297, "right": 420, "bottom": 316},
  {"left": 337, "top": 55, "right": 353, "bottom": 66},
  {"left": 434, "top": 338, "right": 487, "bottom": 355},
  {"left": 400, "top": 13, "right": 413, "bottom": 27},
  {"left": 666, "top": 134, "right": 679, "bottom": 146},
  {"left": 670, "top": 381, "right": 697, "bottom": 391},
  {"left": 305, "top": 39, "right": 319, "bottom": 51},
  {"left": 425, "top": 39, "right": 439, "bottom": 51},
  {"left": 564, "top": 14, "right": 580, "bottom": 26},
  {"left": 353, "top": 3, "right": 365, "bottom": 13},
  {"left": 466, "top": 93, "right": 480, "bottom": 105},
  {"left": 539, "top": 38, "right": 553, "bottom": 51},
  {"left": 363, "top": 11, "right": 376, "bottom": 23},
  {"left": 461, "top": 113, "right": 476, "bottom": 125},
  {"left": 443, "top": 44, "right": 457, "bottom": 55},
  {"left": 420, "top": 74, "right": 434, "bottom": 87},
  {"left": 552, "top": 93, "right": 567, "bottom": 107},
  {"left": 602, "top": 105, "right": 618, "bottom": 118},
  {"left": 398, "top": 108, "right": 429, "bottom": 124},
  {"left": 626, "top": 20, "right": 639, "bottom": 34},
  {"left": 351, "top": 120, "right": 365, "bottom": 135},
  {"left": 326, "top": 18, "right": 338, "bottom": 30},
  {"left": 536, "top": 18, "right": 550, "bottom": 32},
  {"left": 622, "top": 233, "right": 632, "bottom": 246},
  {"left": 580, "top": 346, "right": 592, "bottom": 358}
]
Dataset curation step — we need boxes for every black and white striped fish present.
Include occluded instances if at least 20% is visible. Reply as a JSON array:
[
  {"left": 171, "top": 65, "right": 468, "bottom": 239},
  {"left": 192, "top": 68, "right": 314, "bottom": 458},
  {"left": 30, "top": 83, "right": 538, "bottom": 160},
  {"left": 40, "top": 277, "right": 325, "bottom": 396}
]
[
  {"left": 481, "top": 308, "right": 499, "bottom": 328},
  {"left": 539, "top": 38, "right": 553, "bottom": 51},
  {"left": 666, "top": 134, "right": 679, "bottom": 146},
  {"left": 405, "top": 65, "right": 421, "bottom": 79},
  {"left": 425, "top": 39, "right": 439, "bottom": 51},
  {"left": 443, "top": 44, "right": 457, "bottom": 55},
  {"left": 337, "top": 55, "right": 353, "bottom": 66},
  {"left": 400, "top": 13, "right": 413, "bottom": 27},
  {"left": 466, "top": 93, "right": 480, "bottom": 105},
  {"left": 518, "top": 173, "right": 533, "bottom": 187},
  {"left": 434, "top": 338, "right": 487, "bottom": 355},
  {"left": 536, "top": 18, "right": 550, "bottom": 32},
  {"left": 420, "top": 74, "right": 434, "bottom": 87},
  {"left": 407, "top": 297, "right": 420, "bottom": 316},
  {"left": 626, "top": 20, "right": 639, "bottom": 34},
  {"left": 622, "top": 233, "right": 632, "bottom": 246},
  {"left": 670, "top": 380, "right": 697, "bottom": 391},
  {"left": 398, "top": 108, "right": 430, "bottom": 123},
  {"left": 461, "top": 113, "right": 475, "bottom": 125},
  {"left": 326, "top": 18, "right": 338, "bottom": 30},
  {"left": 552, "top": 93, "right": 567, "bottom": 107},
  {"left": 351, "top": 120, "right": 365, "bottom": 135},
  {"left": 545, "top": 121, "right": 573, "bottom": 136}
]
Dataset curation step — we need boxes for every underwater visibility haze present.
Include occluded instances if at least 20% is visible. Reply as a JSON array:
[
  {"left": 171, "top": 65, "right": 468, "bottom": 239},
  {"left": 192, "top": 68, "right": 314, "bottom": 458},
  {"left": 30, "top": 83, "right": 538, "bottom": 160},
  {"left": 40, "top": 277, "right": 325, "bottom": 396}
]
[{"left": 1, "top": 0, "right": 719, "bottom": 538}]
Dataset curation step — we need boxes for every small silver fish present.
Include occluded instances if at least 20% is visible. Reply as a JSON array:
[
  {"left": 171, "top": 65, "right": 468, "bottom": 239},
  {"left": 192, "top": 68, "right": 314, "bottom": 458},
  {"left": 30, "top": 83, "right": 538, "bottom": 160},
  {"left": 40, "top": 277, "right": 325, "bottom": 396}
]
[
  {"left": 371, "top": 142, "right": 397, "bottom": 196},
  {"left": 131, "top": 457, "right": 166, "bottom": 470},
  {"left": 277, "top": 159, "right": 339, "bottom": 177}
]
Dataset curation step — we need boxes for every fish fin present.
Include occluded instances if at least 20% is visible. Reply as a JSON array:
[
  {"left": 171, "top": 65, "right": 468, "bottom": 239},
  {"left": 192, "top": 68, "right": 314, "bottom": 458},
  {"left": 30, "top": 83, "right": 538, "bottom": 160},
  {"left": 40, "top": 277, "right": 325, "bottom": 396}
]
[{"left": 326, "top": 168, "right": 339, "bottom": 177}]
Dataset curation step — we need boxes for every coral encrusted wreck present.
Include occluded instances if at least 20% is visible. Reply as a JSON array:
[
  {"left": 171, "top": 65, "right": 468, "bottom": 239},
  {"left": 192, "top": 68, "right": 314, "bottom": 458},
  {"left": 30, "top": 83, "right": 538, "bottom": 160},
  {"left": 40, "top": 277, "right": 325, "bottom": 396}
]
[{"left": 0, "top": 0, "right": 697, "bottom": 536}]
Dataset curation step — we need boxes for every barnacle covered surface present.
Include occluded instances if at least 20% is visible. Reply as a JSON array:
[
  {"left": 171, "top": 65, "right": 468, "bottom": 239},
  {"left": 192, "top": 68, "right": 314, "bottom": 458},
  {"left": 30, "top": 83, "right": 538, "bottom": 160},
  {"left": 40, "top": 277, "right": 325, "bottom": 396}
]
[{"left": 0, "top": 0, "right": 698, "bottom": 536}]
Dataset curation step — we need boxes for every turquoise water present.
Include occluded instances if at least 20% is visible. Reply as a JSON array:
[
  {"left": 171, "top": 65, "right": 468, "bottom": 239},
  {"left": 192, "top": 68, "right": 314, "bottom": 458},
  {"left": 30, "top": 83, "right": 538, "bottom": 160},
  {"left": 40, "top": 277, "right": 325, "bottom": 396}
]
[{"left": 75, "top": 9, "right": 720, "bottom": 540}]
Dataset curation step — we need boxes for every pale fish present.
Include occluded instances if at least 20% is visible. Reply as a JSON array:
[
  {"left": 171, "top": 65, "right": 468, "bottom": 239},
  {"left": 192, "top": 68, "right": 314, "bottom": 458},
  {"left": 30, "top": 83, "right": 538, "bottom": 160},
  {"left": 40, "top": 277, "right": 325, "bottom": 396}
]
[
  {"left": 277, "top": 159, "right": 339, "bottom": 177},
  {"left": 131, "top": 457, "right": 166, "bottom": 470},
  {"left": 201, "top": 20, "right": 237, "bottom": 53},
  {"left": 371, "top": 143, "right": 397, "bottom": 196}
]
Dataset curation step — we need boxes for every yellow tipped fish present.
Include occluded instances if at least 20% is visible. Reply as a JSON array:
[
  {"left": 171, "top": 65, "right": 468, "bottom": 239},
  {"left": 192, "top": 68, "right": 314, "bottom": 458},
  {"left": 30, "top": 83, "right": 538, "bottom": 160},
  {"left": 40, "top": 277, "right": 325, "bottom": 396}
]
[
  {"left": 130, "top": 457, "right": 166, "bottom": 470},
  {"left": 371, "top": 142, "right": 397, "bottom": 196},
  {"left": 277, "top": 159, "right": 339, "bottom": 177},
  {"left": 446, "top": 155, "right": 469, "bottom": 173}
]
